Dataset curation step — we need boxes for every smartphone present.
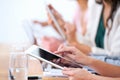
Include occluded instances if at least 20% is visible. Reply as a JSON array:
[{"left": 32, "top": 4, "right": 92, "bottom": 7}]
[
  {"left": 25, "top": 45, "right": 82, "bottom": 70},
  {"left": 46, "top": 5, "right": 66, "bottom": 40}
]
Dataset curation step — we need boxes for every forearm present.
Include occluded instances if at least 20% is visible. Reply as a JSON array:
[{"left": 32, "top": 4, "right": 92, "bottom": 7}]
[
  {"left": 71, "top": 41, "right": 91, "bottom": 55},
  {"left": 41, "top": 22, "right": 49, "bottom": 26},
  {"left": 91, "top": 74, "right": 120, "bottom": 80},
  {"left": 34, "top": 21, "right": 49, "bottom": 26},
  {"left": 88, "top": 58, "right": 120, "bottom": 77}
]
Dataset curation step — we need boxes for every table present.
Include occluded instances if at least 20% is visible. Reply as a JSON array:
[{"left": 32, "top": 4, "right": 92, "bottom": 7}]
[{"left": 0, "top": 44, "right": 68, "bottom": 80}]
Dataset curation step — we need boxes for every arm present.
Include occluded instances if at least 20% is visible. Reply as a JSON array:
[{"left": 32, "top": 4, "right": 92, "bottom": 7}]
[
  {"left": 62, "top": 68, "right": 120, "bottom": 80},
  {"left": 92, "top": 75, "right": 120, "bottom": 80},
  {"left": 88, "top": 57, "right": 120, "bottom": 77},
  {"left": 56, "top": 46, "right": 120, "bottom": 77},
  {"left": 64, "top": 22, "right": 91, "bottom": 55},
  {"left": 33, "top": 20, "right": 49, "bottom": 26},
  {"left": 70, "top": 39, "right": 117, "bottom": 56},
  {"left": 64, "top": 23, "right": 107, "bottom": 55},
  {"left": 70, "top": 41, "right": 91, "bottom": 55}
]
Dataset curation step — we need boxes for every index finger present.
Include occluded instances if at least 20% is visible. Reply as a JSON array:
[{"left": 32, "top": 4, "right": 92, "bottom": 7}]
[
  {"left": 56, "top": 46, "right": 76, "bottom": 55},
  {"left": 48, "top": 4, "right": 62, "bottom": 18}
]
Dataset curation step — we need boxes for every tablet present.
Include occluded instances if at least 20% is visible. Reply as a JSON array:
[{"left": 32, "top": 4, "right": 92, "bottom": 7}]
[
  {"left": 46, "top": 5, "right": 66, "bottom": 40},
  {"left": 25, "top": 45, "right": 82, "bottom": 70}
]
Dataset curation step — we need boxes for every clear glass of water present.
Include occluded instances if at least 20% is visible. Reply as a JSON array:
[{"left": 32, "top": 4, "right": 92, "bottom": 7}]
[{"left": 9, "top": 51, "right": 28, "bottom": 80}]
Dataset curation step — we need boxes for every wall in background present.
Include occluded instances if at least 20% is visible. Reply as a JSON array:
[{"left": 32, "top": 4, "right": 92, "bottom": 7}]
[{"left": 0, "top": 0, "right": 76, "bottom": 44}]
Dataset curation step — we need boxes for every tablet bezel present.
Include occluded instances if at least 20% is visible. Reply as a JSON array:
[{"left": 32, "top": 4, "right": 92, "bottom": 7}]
[
  {"left": 25, "top": 45, "right": 83, "bottom": 70},
  {"left": 46, "top": 6, "right": 66, "bottom": 40},
  {"left": 25, "top": 45, "right": 64, "bottom": 69}
]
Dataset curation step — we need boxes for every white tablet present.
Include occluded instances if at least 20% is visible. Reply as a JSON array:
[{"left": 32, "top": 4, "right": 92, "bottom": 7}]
[
  {"left": 46, "top": 6, "right": 66, "bottom": 40},
  {"left": 25, "top": 45, "right": 82, "bottom": 70}
]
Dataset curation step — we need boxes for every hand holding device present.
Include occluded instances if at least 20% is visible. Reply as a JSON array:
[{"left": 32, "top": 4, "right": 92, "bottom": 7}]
[
  {"left": 46, "top": 5, "right": 66, "bottom": 41},
  {"left": 25, "top": 45, "right": 82, "bottom": 70}
]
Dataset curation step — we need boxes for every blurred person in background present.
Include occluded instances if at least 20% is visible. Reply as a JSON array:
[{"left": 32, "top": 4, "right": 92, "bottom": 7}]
[
  {"left": 33, "top": 0, "right": 88, "bottom": 52},
  {"left": 62, "top": 0, "right": 120, "bottom": 57},
  {"left": 47, "top": 0, "right": 120, "bottom": 67},
  {"left": 54, "top": 0, "right": 120, "bottom": 78}
]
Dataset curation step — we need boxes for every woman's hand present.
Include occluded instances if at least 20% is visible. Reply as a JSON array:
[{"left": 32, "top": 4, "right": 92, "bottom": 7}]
[
  {"left": 55, "top": 45, "right": 93, "bottom": 65},
  {"left": 64, "top": 22, "right": 77, "bottom": 43},
  {"left": 63, "top": 67, "right": 94, "bottom": 80},
  {"left": 33, "top": 20, "right": 49, "bottom": 27}
]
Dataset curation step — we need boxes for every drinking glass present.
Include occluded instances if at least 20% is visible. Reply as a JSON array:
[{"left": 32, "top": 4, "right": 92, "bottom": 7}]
[{"left": 9, "top": 51, "right": 28, "bottom": 80}]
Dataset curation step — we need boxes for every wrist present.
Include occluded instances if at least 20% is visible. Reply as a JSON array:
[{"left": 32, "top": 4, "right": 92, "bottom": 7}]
[
  {"left": 85, "top": 56, "right": 96, "bottom": 66},
  {"left": 67, "top": 33, "right": 77, "bottom": 44},
  {"left": 89, "top": 74, "right": 111, "bottom": 80},
  {"left": 69, "top": 39, "right": 78, "bottom": 46},
  {"left": 89, "top": 74, "right": 100, "bottom": 80}
]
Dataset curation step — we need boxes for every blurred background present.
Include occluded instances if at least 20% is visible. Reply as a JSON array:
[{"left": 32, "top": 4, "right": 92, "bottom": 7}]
[
  {"left": 0, "top": 1, "right": 77, "bottom": 78},
  {"left": 0, "top": 0, "right": 77, "bottom": 44}
]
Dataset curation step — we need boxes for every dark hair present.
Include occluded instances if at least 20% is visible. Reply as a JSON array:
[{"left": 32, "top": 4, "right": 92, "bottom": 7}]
[
  {"left": 96, "top": 0, "right": 120, "bottom": 26},
  {"left": 105, "top": 0, "right": 120, "bottom": 21},
  {"left": 95, "top": 0, "right": 102, "bottom": 4}
]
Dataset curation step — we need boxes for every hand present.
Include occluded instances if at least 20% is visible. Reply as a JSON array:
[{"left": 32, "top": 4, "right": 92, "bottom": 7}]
[
  {"left": 33, "top": 20, "right": 48, "bottom": 26},
  {"left": 64, "top": 22, "right": 77, "bottom": 43},
  {"left": 63, "top": 67, "right": 93, "bottom": 80},
  {"left": 55, "top": 45, "right": 93, "bottom": 65},
  {"left": 41, "top": 36, "right": 63, "bottom": 52}
]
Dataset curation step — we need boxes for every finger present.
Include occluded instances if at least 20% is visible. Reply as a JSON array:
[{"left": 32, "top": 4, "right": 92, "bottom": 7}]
[
  {"left": 63, "top": 67, "right": 74, "bottom": 71},
  {"left": 69, "top": 77, "right": 74, "bottom": 80},
  {"left": 62, "top": 69, "right": 75, "bottom": 76},
  {"left": 57, "top": 44, "right": 65, "bottom": 51},
  {"left": 55, "top": 50, "right": 69, "bottom": 55},
  {"left": 54, "top": 51, "right": 63, "bottom": 56},
  {"left": 48, "top": 4, "right": 54, "bottom": 10},
  {"left": 54, "top": 51, "right": 68, "bottom": 56},
  {"left": 33, "top": 20, "right": 39, "bottom": 23},
  {"left": 58, "top": 46, "right": 76, "bottom": 54},
  {"left": 48, "top": 5, "right": 62, "bottom": 18},
  {"left": 65, "top": 53, "right": 75, "bottom": 60},
  {"left": 52, "top": 8, "right": 62, "bottom": 18},
  {"left": 47, "top": 12, "right": 53, "bottom": 24},
  {"left": 54, "top": 45, "right": 66, "bottom": 56},
  {"left": 48, "top": 4, "right": 60, "bottom": 15}
]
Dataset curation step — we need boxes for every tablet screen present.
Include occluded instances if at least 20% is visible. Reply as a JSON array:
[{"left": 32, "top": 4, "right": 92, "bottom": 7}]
[
  {"left": 38, "top": 48, "right": 82, "bottom": 68},
  {"left": 39, "top": 48, "right": 59, "bottom": 61},
  {"left": 26, "top": 45, "right": 82, "bottom": 69}
]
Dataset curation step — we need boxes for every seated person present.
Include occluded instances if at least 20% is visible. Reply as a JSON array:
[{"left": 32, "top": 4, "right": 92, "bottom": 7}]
[
  {"left": 61, "top": 0, "right": 120, "bottom": 57},
  {"left": 33, "top": 0, "right": 88, "bottom": 52},
  {"left": 55, "top": 45, "right": 120, "bottom": 77},
  {"left": 47, "top": 0, "right": 120, "bottom": 67},
  {"left": 41, "top": 0, "right": 120, "bottom": 58}
]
